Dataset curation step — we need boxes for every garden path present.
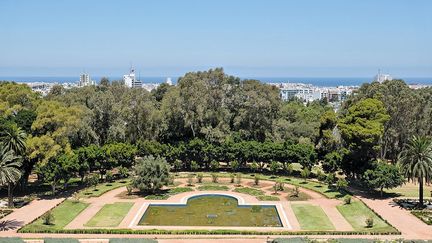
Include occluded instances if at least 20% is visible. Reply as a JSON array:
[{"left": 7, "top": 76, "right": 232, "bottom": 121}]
[{"left": 0, "top": 197, "right": 64, "bottom": 233}]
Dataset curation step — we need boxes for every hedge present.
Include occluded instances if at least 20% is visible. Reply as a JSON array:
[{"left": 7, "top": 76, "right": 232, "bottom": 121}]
[{"left": 18, "top": 228, "right": 401, "bottom": 236}]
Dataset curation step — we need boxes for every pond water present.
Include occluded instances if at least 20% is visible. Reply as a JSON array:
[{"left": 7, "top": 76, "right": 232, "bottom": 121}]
[{"left": 138, "top": 194, "right": 282, "bottom": 227}]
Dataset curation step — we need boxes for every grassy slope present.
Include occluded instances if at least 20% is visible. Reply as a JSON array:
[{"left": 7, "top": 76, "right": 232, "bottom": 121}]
[
  {"left": 291, "top": 204, "right": 335, "bottom": 230},
  {"left": 22, "top": 200, "right": 88, "bottom": 231},
  {"left": 337, "top": 200, "right": 396, "bottom": 232},
  {"left": 85, "top": 202, "right": 134, "bottom": 227}
]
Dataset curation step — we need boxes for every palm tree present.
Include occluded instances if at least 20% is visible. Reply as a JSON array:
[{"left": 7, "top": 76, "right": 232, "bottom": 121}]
[
  {"left": 398, "top": 136, "right": 432, "bottom": 207},
  {"left": 1, "top": 124, "right": 27, "bottom": 155},
  {"left": 0, "top": 146, "right": 22, "bottom": 207}
]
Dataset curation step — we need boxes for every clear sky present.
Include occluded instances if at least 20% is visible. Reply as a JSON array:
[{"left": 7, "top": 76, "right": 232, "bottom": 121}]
[{"left": 0, "top": 0, "right": 431, "bottom": 77}]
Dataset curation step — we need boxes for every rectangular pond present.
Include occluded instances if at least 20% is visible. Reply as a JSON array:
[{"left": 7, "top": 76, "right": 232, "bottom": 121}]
[{"left": 138, "top": 194, "right": 282, "bottom": 227}]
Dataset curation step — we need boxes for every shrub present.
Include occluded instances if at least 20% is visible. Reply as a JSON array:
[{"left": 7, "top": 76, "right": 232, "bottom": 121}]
[
  {"left": 105, "top": 171, "right": 114, "bottom": 182},
  {"left": 285, "top": 163, "right": 294, "bottom": 175},
  {"left": 336, "top": 178, "right": 348, "bottom": 190},
  {"left": 230, "top": 173, "right": 235, "bottom": 183},
  {"left": 316, "top": 170, "right": 326, "bottom": 182},
  {"left": 292, "top": 186, "right": 300, "bottom": 197},
  {"left": 173, "top": 159, "right": 182, "bottom": 171},
  {"left": 132, "top": 156, "right": 170, "bottom": 193},
  {"left": 344, "top": 195, "right": 352, "bottom": 205},
  {"left": 85, "top": 174, "right": 99, "bottom": 188},
  {"left": 126, "top": 185, "right": 133, "bottom": 195},
  {"left": 254, "top": 175, "right": 260, "bottom": 186},
  {"left": 269, "top": 161, "right": 281, "bottom": 174},
  {"left": 71, "top": 192, "right": 80, "bottom": 203},
  {"left": 211, "top": 173, "right": 218, "bottom": 183},
  {"left": 190, "top": 160, "right": 199, "bottom": 171},
  {"left": 249, "top": 162, "right": 259, "bottom": 172},
  {"left": 273, "top": 181, "right": 279, "bottom": 194},
  {"left": 325, "top": 173, "right": 336, "bottom": 186},
  {"left": 187, "top": 174, "right": 194, "bottom": 186},
  {"left": 277, "top": 179, "right": 285, "bottom": 191},
  {"left": 300, "top": 168, "right": 311, "bottom": 181},
  {"left": 210, "top": 160, "right": 219, "bottom": 171},
  {"left": 365, "top": 216, "right": 374, "bottom": 228},
  {"left": 236, "top": 173, "right": 242, "bottom": 185},
  {"left": 118, "top": 166, "right": 129, "bottom": 178},
  {"left": 230, "top": 160, "right": 240, "bottom": 171},
  {"left": 42, "top": 211, "right": 55, "bottom": 225},
  {"left": 196, "top": 173, "right": 203, "bottom": 183},
  {"left": 168, "top": 174, "right": 175, "bottom": 185}
]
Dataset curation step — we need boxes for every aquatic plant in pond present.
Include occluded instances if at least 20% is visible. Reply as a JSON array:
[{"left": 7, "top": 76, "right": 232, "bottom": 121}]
[{"left": 138, "top": 195, "right": 282, "bottom": 227}]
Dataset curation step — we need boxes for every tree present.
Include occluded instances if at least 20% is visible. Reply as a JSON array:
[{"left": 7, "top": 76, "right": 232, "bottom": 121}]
[
  {"left": 99, "top": 77, "right": 110, "bottom": 86},
  {"left": 322, "top": 151, "right": 342, "bottom": 173},
  {"left": 362, "top": 162, "right": 404, "bottom": 196},
  {"left": 339, "top": 98, "right": 390, "bottom": 176},
  {"left": 36, "top": 153, "right": 77, "bottom": 195},
  {"left": 0, "top": 145, "right": 22, "bottom": 207},
  {"left": 1, "top": 123, "right": 27, "bottom": 155},
  {"left": 398, "top": 136, "right": 432, "bottom": 207},
  {"left": 132, "top": 156, "right": 170, "bottom": 193}
]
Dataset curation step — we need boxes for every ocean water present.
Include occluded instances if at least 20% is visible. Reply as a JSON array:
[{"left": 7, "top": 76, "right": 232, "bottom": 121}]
[{"left": 1, "top": 76, "right": 431, "bottom": 87}]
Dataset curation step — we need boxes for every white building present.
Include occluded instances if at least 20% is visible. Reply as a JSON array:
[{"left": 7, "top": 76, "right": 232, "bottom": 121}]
[
  {"left": 79, "top": 73, "right": 95, "bottom": 87},
  {"left": 374, "top": 70, "right": 393, "bottom": 83},
  {"left": 123, "top": 68, "right": 142, "bottom": 88}
]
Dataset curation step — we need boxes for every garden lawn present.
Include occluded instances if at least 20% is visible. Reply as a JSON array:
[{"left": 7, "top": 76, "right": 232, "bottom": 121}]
[
  {"left": 385, "top": 182, "right": 432, "bottom": 198},
  {"left": 291, "top": 204, "right": 335, "bottom": 230},
  {"left": 77, "top": 179, "right": 130, "bottom": 198},
  {"left": 85, "top": 202, "right": 133, "bottom": 227},
  {"left": 337, "top": 200, "right": 396, "bottom": 232},
  {"left": 22, "top": 200, "right": 88, "bottom": 231},
  {"left": 145, "top": 187, "right": 193, "bottom": 200},
  {"left": 233, "top": 187, "right": 264, "bottom": 196},
  {"left": 196, "top": 184, "right": 229, "bottom": 191}
]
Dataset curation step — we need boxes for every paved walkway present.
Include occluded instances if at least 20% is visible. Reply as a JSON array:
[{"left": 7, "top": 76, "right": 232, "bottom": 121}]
[
  {"left": 356, "top": 194, "right": 432, "bottom": 240},
  {"left": 0, "top": 197, "right": 64, "bottom": 233}
]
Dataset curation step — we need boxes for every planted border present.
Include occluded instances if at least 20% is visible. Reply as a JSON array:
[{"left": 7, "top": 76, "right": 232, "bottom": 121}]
[{"left": 18, "top": 227, "right": 401, "bottom": 235}]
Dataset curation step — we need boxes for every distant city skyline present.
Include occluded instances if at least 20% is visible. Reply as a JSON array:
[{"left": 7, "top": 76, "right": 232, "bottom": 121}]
[{"left": 1, "top": 0, "right": 431, "bottom": 77}]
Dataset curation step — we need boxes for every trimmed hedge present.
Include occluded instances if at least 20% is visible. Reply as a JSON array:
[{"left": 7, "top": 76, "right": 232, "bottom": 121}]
[{"left": 18, "top": 228, "right": 401, "bottom": 236}]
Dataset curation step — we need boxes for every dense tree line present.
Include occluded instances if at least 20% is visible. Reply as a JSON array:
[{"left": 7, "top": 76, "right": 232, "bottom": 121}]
[{"left": 1, "top": 70, "right": 432, "bottom": 204}]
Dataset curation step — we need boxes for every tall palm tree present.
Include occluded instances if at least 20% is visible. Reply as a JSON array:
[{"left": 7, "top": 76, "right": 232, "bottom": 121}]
[
  {"left": 0, "top": 146, "right": 22, "bottom": 207},
  {"left": 1, "top": 124, "right": 27, "bottom": 155},
  {"left": 398, "top": 136, "right": 432, "bottom": 207}
]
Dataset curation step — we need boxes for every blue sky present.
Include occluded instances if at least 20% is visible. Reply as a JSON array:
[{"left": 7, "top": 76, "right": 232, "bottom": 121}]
[{"left": 0, "top": 0, "right": 431, "bottom": 77}]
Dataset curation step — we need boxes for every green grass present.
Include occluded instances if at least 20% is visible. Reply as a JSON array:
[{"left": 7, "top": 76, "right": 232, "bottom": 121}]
[
  {"left": 257, "top": 195, "right": 280, "bottom": 201},
  {"left": 411, "top": 210, "right": 432, "bottom": 225},
  {"left": 139, "top": 195, "right": 281, "bottom": 227},
  {"left": 337, "top": 200, "right": 396, "bottom": 232},
  {"left": 291, "top": 204, "right": 335, "bottom": 230},
  {"left": 196, "top": 185, "right": 229, "bottom": 191},
  {"left": 77, "top": 179, "right": 130, "bottom": 198},
  {"left": 192, "top": 172, "right": 347, "bottom": 199},
  {"left": 233, "top": 187, "right": 265, "bottom": 196},
  {"left": 286, "top": 191, "right": 312, "bottom": 201},
  {"left": 22, "top": 200, "right": 88, "bottom": 231},
  {"left": 384, "top": 182, "right": 432, "bottom": 198},
  {"left": 145, "top": 187, "right": 194, "bottom": 200},
  {"left": 0, "top": 238, "right": 24, "bottom": 243},
  {"left": 85, "top": 202, "right": 133, "bottom": 227}
]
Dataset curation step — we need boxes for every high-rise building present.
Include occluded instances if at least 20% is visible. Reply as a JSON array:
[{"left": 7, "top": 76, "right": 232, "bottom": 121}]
[
  {"left": 123, "top": 68, "right": 142, "bottom": 88},
  {"left": 79, "top": 73, "right": 95, "bottom": 86}
]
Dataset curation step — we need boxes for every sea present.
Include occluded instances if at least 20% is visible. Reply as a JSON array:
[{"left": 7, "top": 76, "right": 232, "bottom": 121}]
[{"left": 1, "top": 76, "right": 432, "bottom": 87}]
